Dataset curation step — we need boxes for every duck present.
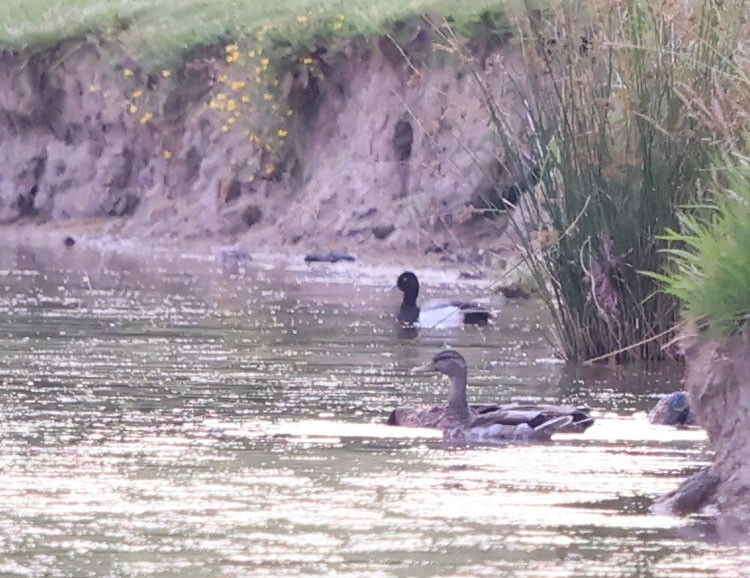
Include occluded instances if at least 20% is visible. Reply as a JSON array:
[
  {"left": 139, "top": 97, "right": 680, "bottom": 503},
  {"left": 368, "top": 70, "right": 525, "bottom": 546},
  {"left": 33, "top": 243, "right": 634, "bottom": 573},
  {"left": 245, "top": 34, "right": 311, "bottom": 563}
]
[
  {"left": 387, "top": 349, "right": 594, "bottom": 442},
  {"left": 395, "top": 271, "right": 491, "bottom": 328},
  {"left": 648, "top": 391, "right": 695, "bottom": 426}
]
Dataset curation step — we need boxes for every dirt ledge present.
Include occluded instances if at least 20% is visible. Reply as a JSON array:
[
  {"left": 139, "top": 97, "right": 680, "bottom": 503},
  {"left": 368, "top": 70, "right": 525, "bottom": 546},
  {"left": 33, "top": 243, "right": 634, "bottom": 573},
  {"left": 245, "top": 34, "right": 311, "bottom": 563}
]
[
  {"left": 655, "top": 325, "right": 750, "bottom": 539},
  {"left": 0, "top": 33, "right": 536, "bottom": 271}
]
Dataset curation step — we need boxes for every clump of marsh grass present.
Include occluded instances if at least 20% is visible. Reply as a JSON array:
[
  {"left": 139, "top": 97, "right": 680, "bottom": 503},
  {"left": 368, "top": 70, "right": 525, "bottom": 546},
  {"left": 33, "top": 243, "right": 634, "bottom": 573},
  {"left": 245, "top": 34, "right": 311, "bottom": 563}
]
[
  {"left": 478, "top": 0, "right": 746, "bottom": 362},
  {"left": 653, "top": 153, "right": 750, "bottom": 336}
]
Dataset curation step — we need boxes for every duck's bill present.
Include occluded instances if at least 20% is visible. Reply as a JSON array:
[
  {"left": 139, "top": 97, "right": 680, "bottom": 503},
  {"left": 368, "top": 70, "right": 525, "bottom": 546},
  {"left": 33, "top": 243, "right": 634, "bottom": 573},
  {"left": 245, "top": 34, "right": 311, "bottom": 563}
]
[{"left": 411, "top": 361, "right": 436, "bottom": 373}]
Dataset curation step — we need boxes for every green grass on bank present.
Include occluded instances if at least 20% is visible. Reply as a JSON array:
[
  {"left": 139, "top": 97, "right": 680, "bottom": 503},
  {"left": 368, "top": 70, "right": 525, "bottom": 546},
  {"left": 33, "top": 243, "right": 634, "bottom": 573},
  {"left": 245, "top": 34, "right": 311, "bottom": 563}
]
[
  {"left": 0, "top": 0, "right": 528, "bottom": 64},
  {"left": 655, "top": 155, "right": 750, "bottom": 336}
]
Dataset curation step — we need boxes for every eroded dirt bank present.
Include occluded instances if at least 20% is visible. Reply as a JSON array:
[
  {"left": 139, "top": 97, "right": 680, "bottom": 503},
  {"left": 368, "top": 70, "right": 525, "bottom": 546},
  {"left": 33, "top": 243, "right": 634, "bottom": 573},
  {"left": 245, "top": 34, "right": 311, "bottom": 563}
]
[
  {"left": 0, "top": 34, "right": 533, "bottom": 268},
  {"left": 686, "top": 328, "right": 750, "bottom": 536},
  {"left": 655, "top": 327, "right": 750, "bottom": 539}
]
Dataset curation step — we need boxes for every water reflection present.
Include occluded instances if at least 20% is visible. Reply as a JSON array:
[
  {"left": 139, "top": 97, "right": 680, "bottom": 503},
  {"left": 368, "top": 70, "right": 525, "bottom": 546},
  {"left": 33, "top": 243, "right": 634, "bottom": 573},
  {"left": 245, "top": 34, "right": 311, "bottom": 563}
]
[{"left": 0, "top": 249, "right": 747, "bottom": 578}]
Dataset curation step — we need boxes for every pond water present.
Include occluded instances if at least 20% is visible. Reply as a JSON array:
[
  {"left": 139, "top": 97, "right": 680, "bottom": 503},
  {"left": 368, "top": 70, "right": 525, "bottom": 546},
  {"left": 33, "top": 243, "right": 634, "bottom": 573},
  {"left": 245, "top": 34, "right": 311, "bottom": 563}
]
[{"left": 0, "top": 246, "right": 747, "bottom": 578}]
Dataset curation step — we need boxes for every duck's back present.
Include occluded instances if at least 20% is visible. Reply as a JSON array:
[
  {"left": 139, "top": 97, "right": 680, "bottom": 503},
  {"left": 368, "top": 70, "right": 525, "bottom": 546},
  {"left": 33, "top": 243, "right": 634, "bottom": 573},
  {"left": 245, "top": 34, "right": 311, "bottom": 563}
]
[{"left": 418, "top": 299, "right": 490, "bottom": 328}]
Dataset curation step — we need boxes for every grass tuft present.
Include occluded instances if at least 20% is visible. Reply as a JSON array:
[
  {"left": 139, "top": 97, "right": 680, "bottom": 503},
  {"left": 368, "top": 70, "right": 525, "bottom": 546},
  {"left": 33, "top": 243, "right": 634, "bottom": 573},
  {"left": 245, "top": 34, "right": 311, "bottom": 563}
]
[{"left": 653, "top": 153, "right": 750, "bottom": 335}]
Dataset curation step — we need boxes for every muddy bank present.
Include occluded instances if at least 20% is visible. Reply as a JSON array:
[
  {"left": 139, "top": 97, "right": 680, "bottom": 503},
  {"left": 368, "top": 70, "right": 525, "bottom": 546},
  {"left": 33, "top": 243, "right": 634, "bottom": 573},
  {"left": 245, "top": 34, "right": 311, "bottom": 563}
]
[
  {"left": 0, "top": 33, "right": 535, "bottom": 270},
  {"left": 655, "top": 326, "right": 750, "bottom": 539}
]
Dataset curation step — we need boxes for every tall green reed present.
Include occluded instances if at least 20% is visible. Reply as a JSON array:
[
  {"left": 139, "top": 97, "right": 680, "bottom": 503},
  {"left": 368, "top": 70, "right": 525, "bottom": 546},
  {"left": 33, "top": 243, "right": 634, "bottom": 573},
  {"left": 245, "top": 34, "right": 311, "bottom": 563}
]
[{"left": 485, "top": 0, "right": 744, "bottom": 361}]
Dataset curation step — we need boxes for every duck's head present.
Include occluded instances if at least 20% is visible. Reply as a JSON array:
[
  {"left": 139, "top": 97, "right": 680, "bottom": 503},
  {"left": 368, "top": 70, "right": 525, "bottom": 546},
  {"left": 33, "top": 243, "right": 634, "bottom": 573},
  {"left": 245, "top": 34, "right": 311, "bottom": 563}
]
[
  {"left": 415, "top": 349, "right": 467, "bottom": 381},
  {"left": 416, "top": 349, "right": 470, "bottom": 416},
  {"left": 396, "top": 271, "right": 420, "bottom": 298}
]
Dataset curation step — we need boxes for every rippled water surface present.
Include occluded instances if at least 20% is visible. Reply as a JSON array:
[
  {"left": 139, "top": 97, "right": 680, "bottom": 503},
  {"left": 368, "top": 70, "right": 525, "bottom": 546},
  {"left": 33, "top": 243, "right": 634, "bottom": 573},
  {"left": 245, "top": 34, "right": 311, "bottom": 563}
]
[{"left": 0, "top": 247, "right": 748, "bottom": 577}]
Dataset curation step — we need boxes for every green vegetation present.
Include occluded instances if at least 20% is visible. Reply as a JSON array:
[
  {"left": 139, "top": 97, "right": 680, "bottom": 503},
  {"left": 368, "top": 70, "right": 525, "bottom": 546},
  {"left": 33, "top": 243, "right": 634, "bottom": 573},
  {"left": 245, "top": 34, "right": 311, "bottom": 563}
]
[
  {"left": 477, "top": 0, "right": 748, "bottom": 361},
  {"left": 654, "top": 155, "right": 750, "bottom": 336},
  {"left": 0, "top": 0, "right": 521, "bottom": 65}
]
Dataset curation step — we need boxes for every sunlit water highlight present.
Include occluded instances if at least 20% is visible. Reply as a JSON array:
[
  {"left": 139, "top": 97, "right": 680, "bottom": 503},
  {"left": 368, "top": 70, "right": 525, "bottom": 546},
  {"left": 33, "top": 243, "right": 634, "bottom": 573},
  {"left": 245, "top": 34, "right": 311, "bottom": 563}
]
[{"left": 0, "top": 250, "right": 748, "bottom": 577}]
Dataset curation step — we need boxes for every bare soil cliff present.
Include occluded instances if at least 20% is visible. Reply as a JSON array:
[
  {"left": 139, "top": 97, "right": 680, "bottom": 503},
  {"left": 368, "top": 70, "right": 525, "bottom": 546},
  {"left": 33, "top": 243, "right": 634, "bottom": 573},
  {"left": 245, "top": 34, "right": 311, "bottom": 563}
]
[
  {"left": 655, "top": 326, "right": 750, "bottom": 539},
  {"left": 0, "top": 36, "right": 533, "bottom": 266}
]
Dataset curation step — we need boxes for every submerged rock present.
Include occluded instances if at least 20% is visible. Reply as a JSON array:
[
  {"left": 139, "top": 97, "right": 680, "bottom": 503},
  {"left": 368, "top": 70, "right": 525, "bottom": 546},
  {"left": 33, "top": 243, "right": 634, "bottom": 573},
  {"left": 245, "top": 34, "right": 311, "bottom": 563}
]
[
  {"left": 216, "top": 248, "right": 252, "bottom": 272},
  {"left": 372, "top": 224, "right": 395, "bottom": 240},
  {"left": 648, "top": 391, "right": 695, "bottom": 426},
  {"left": 652, "top": 466, "right": 719, "bottom": 516},
  {"left": 304, "top": 251, "right": 355, "bottom": 263}
]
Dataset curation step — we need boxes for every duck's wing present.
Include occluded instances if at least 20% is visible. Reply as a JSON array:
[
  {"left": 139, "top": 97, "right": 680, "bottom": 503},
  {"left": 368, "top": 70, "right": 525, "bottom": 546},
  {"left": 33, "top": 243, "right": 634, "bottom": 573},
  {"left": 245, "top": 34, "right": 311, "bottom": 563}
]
[
  {"left": 419, "top": 299, "right": 491, "bottom": 328},
  {"left": 470, "top": 403, "right": 502, "bottom": 414},
  {"left": 470, "top": 408, "right": 556, "bottom": 428},
  {"left": 451, "top": 300, "right": 491, "bottom": 325},
  {"left": 474, "top": 402, "right": 594, "bottom": 433},
  {"left": 528, "top": 414, "right": 575, "bottom": 437},
  {"left": 453, "top": 408, "right": 573, "bottom": 443},
  {"left": 418, "top": 300, "right": 465, "bottom": 328}
]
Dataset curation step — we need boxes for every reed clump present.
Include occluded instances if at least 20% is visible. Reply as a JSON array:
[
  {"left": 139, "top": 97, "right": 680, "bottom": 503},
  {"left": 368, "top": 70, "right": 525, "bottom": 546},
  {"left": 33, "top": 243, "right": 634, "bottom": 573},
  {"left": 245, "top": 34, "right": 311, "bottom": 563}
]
[{"left": 492, "top": 0, "right": 748, "bottom": 362}]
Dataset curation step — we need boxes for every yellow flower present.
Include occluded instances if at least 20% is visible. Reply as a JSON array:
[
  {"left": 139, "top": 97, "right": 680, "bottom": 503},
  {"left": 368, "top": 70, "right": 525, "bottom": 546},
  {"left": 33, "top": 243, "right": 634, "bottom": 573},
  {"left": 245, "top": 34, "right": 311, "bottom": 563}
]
[
  {"left": 226, "top": 53, "right": 240, "bottom": 64},
  {"left": 161, "top": 69, "right": 172, "bottom": 78},
  {"left": 260, "top": 57, "right": 270, "bottom": 68},
  {"left": 277, "top": 128, "right": 288, "bottom": 138},
  {"left": 297, "top": 15, "right": 308, "bottom": 23},
  {"left": 218, "top": 73, "right": 228, "bottom": 83},
  {"left": 332, "top": 21, "right": 343, "bottom": 30},
  {"left": 226, "top": 99, "right": 237, "bottom": 111},
  {"left": 122, "top": 68, "right": 134, "bottom": 78},
  {"left": 128, "top": 103, "right": 138, "bottom": 114},
  {"left": 301, "top": 56, "right": 314, "bottom": 65},
  {"left": 264, "top": 163, "right": 275, "bottom": 175},
  {"left": 337, "top": 13, "right": 346, "bottom": 20},
  {"left": 226, "top": 116, "right": 236, "bottom": 125},
  {"left": 241, "top": 95, "right": 252, "bottom": 103},
  {"left": 163, "top": 149, "right": 173, "bottom": 159},
  {"left": 140, "top": 112, "right": 153, "bottom": 124},
  {"left": 222, "top": 125, "right": 231, "bottom": 133},
  {"left": 230, "top": 81, "right": 246, "bottom": 91},
  {"left": 225, "top": 44, "right": 239, "bottom": 53},
  {"left": 216, "top": 93, "right": 227, "bottom": 101},
  {"left": 131, "top": 89, "right": 143, "bottom": 99},
  {"left": 263, "top": 93, "right": 273, "bottom": 101},
  {"left": 248, "top": 50, "right": 256, "bottom": 58}
]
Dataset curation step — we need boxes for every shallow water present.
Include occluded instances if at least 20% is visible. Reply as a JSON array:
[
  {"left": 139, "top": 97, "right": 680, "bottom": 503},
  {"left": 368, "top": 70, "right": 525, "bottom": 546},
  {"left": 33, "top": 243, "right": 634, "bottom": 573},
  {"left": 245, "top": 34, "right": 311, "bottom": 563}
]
[{"left": 0, "top": 248, "right": 747, "bottom": 578}]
